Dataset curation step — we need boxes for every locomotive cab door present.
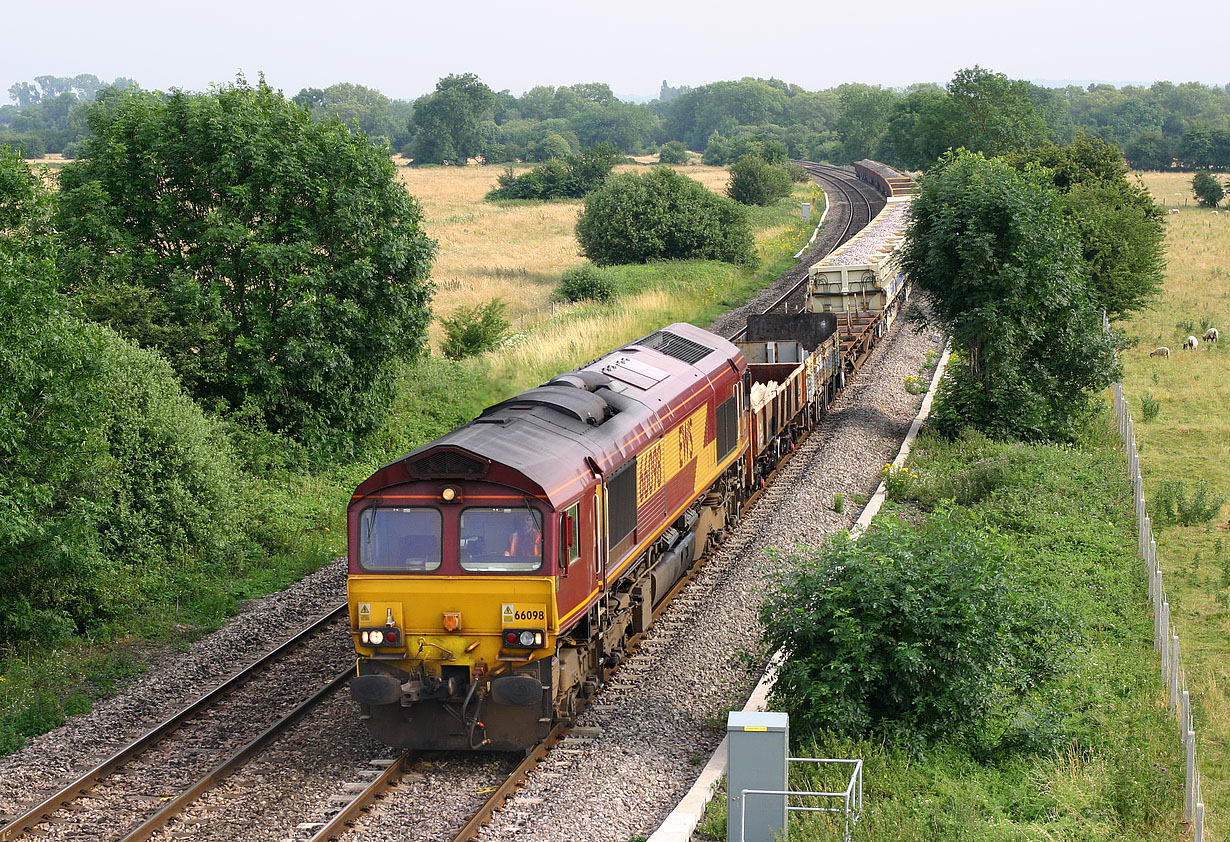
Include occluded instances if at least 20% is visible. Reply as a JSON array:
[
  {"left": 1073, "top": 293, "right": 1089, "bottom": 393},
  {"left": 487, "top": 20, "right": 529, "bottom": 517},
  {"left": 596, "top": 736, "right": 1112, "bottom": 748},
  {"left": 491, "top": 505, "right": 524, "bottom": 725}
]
[{"left": 555, "top": 496, "right": 599, "bottom": 636}]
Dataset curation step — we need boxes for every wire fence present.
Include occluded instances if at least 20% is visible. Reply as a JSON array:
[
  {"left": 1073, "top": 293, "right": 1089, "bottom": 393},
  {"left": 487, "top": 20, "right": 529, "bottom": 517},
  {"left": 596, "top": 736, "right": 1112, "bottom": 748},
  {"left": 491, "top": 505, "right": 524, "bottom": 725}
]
[{"left": 1111, "top": 375, "right": 1206, "bottom": 841}]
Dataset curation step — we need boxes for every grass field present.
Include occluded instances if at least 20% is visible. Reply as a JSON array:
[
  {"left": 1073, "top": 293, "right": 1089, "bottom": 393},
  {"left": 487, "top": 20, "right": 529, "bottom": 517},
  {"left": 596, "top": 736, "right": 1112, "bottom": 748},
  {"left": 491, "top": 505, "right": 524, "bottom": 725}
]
[
  {"left": 1118, "top": 171, "right": 1230, "bottom": 840},
  {"left": 391, "top": 157, "right": 799, "bottom": 351}
]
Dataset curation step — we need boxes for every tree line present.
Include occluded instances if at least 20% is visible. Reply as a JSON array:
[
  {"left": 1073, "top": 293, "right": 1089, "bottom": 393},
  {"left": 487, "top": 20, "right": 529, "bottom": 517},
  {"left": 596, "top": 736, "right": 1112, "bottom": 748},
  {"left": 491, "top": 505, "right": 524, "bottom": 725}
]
[{"left": 7, "top": 68, "right": 1230, "bottom": 171}]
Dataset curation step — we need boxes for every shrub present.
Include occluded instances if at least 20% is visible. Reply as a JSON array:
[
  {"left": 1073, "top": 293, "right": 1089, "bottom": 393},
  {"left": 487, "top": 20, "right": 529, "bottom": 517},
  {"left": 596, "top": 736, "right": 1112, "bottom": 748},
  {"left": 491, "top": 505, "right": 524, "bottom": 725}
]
[
  {"left": 440, "top": 299, "right": 510, "bottom": 360},
  {"left": 1140, "top": 392, "right": 1160, "bottom": 421},
  {"left": 487, "top": 145, "right": 621, "bottom": 201},
  {"left": 556, "top": 263, "right": 614, "bottom": 302},
  {"left": 657, "top": 141, "right": 689, "bottom": 165},
  {"left": 761, "top": 507, "right": 1065, "bottom": 744},
  {"left": 1192, "top": 172, "right": 1224, "bottom": 208},
  {"left": 727, "top": 154, "right": 792, "bottom": 206},
  {"left": 575, "top": 167, "right": 755, "bottom": 267},
  {"left": 785, "top": 162, "right": 809, "bottom": 183},
  {"left": 1153, "top": 480, "right": 1226, "bottom": 526}
]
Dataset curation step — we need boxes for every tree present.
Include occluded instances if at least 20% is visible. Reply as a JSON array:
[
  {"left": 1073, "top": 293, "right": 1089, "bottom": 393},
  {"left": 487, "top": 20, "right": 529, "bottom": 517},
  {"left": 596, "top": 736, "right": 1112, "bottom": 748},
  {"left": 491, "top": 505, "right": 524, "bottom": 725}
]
[
  {"left": 575, "top": 167, "right": 754, "bottom": 267},
  {"left": 1009, "top": 135, "right": 1166, "bottom": 318},
  {"left": 0, "top": 148, "right": 247, "bottom": 643},
  {"left": 658, "top": 140, "right": 689, "bottom": 164},
  {"left": 407, "top": 73, "right": 498, "bottom": 165},
  {"left": 1192, "top": 171, "right": 1225, "bottom": 207},
  {"left": 944, "top": 66, "right": 1049, "bottom": 156},
  {"left": 726, "top": 154, "right": 791, "bottom": 206},
  {"left": 899, "top": 150, "right": 1119, "bottom": 441},
  {"left": 56, "top": 78, "right": 437, "bottom": 451},
  {"left": 1125, "top": 131, "right": 1172, "bottom": 170}
]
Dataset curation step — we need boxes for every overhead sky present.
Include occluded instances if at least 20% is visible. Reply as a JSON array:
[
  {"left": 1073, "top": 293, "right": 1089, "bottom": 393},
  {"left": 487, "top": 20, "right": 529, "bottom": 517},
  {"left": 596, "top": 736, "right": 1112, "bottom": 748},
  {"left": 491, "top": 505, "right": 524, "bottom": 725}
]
[{"left": 3, "top": 0, "right": 1225, "bottom": 103}]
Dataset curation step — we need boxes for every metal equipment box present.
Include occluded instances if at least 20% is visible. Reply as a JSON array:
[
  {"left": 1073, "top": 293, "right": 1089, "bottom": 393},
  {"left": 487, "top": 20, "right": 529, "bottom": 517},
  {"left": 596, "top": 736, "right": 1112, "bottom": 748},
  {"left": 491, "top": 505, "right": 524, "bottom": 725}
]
[{"left": 727, "top": 711, "right": 789, "bottom": 842}]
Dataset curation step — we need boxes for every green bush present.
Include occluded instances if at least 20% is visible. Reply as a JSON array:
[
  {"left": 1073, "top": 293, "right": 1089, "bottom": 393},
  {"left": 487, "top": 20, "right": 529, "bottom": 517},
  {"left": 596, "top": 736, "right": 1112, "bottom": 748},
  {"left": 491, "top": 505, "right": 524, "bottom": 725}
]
[
  {"left": 1153, "top": 480, "right": 1226, "bottom": 526},
  {"left": 440, "top": 299, "right": 511, "bottom": 359},
  {"left": 487, "top": 144, "right": 622, "bottom": 200},
  {"left": 761, "top": 506, "right": 1066, "bottom": 745},
  {"left": 1192, "top": 171, "right": 1224, "bottom": 208},
  {"left": 727, "top": 155, "right": 792, "bottom": 206},
  {"left": 785, "top": 162, "right": 809, "bottom": 183},
  {"left": 657, "top": 141, "right": 690, "bottom": 165},
  {"left": 1141, "top": 391, "right": 1161, "bottom": 421},
  {"left": 575, "top": 167, "right": 755, "bottom": 267},
  {"left": 556, "top": 263, "right": 615, "bottom": 302}
]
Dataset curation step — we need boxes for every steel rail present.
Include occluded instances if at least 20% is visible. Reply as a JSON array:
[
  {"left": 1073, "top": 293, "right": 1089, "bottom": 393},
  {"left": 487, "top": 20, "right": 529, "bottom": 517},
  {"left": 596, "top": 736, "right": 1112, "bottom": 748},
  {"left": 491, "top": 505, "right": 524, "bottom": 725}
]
[
  {"left": 118, "top": 667, "right": 354, "bottom": 842},
  {"left": 0, "top": 602, "right": 348, "bottom": 842},
  {"left": 304, "top": 751, "right": 415, "bottom": 842}
]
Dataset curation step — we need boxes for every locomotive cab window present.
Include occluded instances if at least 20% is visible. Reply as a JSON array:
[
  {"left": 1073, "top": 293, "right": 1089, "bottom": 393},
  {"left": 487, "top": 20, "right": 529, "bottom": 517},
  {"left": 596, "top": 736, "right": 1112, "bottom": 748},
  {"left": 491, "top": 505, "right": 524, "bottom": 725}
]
[
  {"left": 559, "top": 503, "right": 580, "bottom": 570},
  {"left": 460, "top": 507, "right": 544, "bottom": 572},
  {"left": 359, "top": 507, "right": 442, "bottom": 572}
]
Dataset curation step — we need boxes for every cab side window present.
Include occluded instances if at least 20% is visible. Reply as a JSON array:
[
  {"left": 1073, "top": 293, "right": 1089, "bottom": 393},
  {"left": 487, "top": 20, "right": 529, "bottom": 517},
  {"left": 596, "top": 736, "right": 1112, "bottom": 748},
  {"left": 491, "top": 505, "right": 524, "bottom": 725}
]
[{"left": 559, "top": 503, "right": 580, "bottom": 569}]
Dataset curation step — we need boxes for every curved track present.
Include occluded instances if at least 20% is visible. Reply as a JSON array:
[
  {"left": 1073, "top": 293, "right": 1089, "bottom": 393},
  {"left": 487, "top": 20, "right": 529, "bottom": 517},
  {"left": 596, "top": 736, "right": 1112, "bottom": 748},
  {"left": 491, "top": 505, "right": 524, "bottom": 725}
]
[{"left": 714, "top": 162, "right": 885, "bottom": 343}]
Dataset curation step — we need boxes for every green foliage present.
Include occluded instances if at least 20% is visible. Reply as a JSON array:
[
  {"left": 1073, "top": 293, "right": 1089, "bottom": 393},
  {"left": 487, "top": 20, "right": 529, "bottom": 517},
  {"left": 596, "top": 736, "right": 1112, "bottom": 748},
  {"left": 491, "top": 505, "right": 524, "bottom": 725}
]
[
  {"left": 575, "top": 167, "right": 755, "bottom": 267},
  {"left": 832, "top": 493, "right": 844, "bottom": 513},
  {"left": 1152, "top": 480, "right": 1226, "bottom": 526},
  {"left": 407, "top": 73, "right": 498, "bottom": 165},
  {"left": 762, "top": 507, "right": 1066, "bottom": 745},
  {"left": 657, "top": 140, "right": 689, "bottom": 164},
  {"left": 0, "top": 148, "right": 250, "bottom": 644},
  {"left": 1125, "top": 130, "right": 1172, "bottom": 170},
  {"left": 56, "top": 78, "right": 436, "bottom": 453},
  {"left": 293, "top": 82, "right": 410, "bottom": 147},
  {"left": 1010, "top": 135, "right": 1166, "bottom": 318},
  {"left": 555, "top": 263, "right": 615, "bottom": 302},
  {"left": 486, "top": 145, "right": 621, "bottom": 200},
  {"left": 440, "top": 299, "right": 511, "bottom": 360},
  {"left": 726, "top": 154, "right": 792, "bottom": 206},
  {"left": 1141, "top": 391, "right": 1161, "bottom": 421},
  {"left": 1192, "top": 171, "right": 1225, "bottom": 207},
  {"left": 900, "top": 150, "right": 1119, "bottom": 441},
  {"left": 700, "top": 132, "right": 788, "bottom": 167}
]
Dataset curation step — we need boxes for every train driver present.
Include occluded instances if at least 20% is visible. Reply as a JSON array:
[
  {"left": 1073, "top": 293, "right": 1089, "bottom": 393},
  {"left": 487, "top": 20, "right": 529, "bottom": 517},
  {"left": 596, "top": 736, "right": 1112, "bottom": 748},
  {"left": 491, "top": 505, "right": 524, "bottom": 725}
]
[{"left": 505, "top": 513, "right": 542, "bottom": 557}]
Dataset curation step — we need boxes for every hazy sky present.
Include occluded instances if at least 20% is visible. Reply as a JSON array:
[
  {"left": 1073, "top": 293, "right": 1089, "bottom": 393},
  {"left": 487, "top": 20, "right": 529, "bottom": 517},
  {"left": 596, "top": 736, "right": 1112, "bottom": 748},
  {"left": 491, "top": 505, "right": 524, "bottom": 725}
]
[{"left": 3, "top": 0, "right": 1225, "bottom": 103}]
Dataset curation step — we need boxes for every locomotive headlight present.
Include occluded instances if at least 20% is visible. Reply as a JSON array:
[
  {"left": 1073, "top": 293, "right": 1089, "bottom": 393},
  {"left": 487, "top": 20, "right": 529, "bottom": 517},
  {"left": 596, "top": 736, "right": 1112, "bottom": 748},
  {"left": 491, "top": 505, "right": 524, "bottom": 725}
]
[
  {"left": 360, "top": 630, "right": 370, "bottom": 644},
  {"left": 369, "top": 629, "right": 385, "bottom": 645},
  {"left": 518, "top": 630, "right": 536, "bottom": 647}
]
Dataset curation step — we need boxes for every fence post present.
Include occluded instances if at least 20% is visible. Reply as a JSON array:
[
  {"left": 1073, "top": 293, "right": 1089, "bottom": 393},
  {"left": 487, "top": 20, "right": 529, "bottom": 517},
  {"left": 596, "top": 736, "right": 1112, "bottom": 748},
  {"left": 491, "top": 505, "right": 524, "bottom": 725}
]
[
  {"left": 1170, "top": 634, "right": 1180, "bottom": 713},
  {"left": 1160, "top": 603, "right": 1170, "bottom": 673},
  {"left": 1195, "top": 802, "right": 1204, "bottom": 842},
  {"left": 1181, "top": 690, "right": 1191, "bottom": 742},
  {"left": 1185, "top": 731, "right": 1196, "bottom": 821}
]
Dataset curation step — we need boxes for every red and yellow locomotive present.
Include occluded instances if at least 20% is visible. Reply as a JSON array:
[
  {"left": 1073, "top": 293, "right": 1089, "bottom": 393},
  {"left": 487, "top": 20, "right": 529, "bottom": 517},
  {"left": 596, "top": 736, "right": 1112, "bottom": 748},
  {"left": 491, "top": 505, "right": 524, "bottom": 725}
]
[{"left": 348, "top": 324, "right": 751, "bottom": 751}]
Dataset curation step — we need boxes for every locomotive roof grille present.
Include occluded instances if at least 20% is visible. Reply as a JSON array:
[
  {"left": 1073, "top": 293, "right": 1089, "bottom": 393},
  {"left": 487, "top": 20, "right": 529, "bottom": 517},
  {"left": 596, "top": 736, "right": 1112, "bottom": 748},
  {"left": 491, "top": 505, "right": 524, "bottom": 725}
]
[
  {"left": 635, "top": 330, "right": 713, "bottom": 365},
  {"left": 409, "top": 450, "right": 488, "bottom": 479}
]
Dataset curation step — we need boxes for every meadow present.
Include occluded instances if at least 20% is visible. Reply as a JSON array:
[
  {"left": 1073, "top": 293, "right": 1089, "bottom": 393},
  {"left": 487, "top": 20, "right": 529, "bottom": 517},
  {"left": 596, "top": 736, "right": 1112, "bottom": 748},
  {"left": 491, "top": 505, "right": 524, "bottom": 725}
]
[{"left": 1120, "top": 171, "right": 1230, "bottom": 839}]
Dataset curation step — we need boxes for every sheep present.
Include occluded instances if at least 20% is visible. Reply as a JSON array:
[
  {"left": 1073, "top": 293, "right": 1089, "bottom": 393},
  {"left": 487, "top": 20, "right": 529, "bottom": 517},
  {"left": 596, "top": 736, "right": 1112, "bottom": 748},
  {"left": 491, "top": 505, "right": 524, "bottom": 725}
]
[
  {"left": 1183, "top": 335, "right": 1199, "bottom": 350},
  {"left": 1167, "top": 208, "right": 1180, "bottom": 215},
  {"left": 1204, "top": 327, "right": 1219, "bottom": 343},
  {"left": 1149, "top": 346, "right": 1170, "bottom": 357}
]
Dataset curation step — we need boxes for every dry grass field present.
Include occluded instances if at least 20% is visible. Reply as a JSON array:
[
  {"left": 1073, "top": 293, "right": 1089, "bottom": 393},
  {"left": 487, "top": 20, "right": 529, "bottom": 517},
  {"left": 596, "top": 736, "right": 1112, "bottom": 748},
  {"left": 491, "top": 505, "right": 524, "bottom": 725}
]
[
  {"left": 1123, "top": 171, "right": 1230, "bottom": 838},
  {"left": 394, "top": 157, "right": 790, "bottom": 351}
]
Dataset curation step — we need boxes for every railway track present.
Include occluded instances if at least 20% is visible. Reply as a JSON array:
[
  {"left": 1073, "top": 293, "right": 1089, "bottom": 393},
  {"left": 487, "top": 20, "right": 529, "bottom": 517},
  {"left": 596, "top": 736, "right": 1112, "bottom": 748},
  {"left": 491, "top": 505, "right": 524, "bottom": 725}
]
[
  {"left": 0, "top": 606, "right": 352, "bottom": 842},
  {"left": 719, "top": 161, "right": 884, "bottom": 343}
]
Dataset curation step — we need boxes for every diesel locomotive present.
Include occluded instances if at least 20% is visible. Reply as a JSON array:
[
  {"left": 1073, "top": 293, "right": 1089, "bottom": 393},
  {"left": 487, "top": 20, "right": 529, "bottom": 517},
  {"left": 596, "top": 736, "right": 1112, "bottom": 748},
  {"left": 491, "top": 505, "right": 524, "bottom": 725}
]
[{"left": 347, "top": 168, "right": 914, "bottom": 753}]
